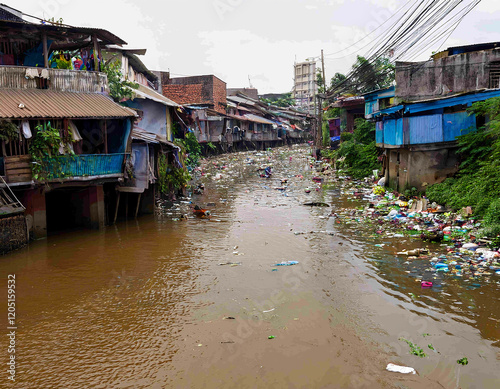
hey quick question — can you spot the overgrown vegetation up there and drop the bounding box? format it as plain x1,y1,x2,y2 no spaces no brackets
331,118,381,178
157,132,202,195
426,97,500,237
29,122,72,181
157,154,191,194
0,120,18,142
102,60,139,102
174,132,202,168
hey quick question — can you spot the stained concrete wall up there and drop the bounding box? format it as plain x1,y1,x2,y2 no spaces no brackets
18,188,46,239
18,185,105,238
123,98,168,138
386,145,458,191
396,49,500,102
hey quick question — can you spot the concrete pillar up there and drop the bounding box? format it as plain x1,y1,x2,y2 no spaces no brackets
88,185,105,230
19,188,47,239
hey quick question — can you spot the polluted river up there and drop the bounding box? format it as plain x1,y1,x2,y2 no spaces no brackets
1,145,499,388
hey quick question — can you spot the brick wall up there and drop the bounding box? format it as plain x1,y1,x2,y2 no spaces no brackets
163,84,203,105
159,73,227,114
212,77,227,114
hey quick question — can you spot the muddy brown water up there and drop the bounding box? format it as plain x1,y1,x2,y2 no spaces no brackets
1,145,499,388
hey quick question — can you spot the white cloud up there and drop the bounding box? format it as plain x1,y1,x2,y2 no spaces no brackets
12,0,500,93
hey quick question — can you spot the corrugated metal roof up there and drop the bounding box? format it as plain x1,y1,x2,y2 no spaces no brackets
132,128,159,143
0,89,136,119
0,19,127,46
132,128,179,149
227,113,248,121
227,95,256,105
132,84,180,107
244,114,276,125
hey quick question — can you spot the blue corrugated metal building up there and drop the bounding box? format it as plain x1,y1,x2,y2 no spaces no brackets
371,89,500,148
364,89,500,190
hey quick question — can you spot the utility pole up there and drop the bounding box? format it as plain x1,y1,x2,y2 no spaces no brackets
321,49,327,94
316,49,327,150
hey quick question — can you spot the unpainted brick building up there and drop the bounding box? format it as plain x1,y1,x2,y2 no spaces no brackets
160,73,227,114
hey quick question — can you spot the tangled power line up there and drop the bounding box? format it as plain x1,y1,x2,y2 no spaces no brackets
327,0,483,97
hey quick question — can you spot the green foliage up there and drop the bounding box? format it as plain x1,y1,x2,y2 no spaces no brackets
207,142,216,150
158,154,191,194
403,187,419,198
322,121,330,147
316,70,325,94
0,120,18,142
321,149,336,160
260,93,294,108
324,107,341,119
29,122,70,181
399,338,427,358
174,132,201,168
331,56,395,94
483,198,500,226
457,357,468,366
102,60,139,102
353,117,375,144
426,97,500,238
340,132,353,142
333,118,380,178
44,17,64,25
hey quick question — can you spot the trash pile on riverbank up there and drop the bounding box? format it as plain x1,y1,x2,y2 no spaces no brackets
314,164,500,285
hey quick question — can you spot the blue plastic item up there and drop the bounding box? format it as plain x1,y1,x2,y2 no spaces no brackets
275,261,299,266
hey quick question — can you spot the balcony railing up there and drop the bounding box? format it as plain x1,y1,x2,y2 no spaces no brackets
0,66,109,93
44,154,125,179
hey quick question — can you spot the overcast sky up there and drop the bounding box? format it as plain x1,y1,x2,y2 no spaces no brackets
15,0,500,94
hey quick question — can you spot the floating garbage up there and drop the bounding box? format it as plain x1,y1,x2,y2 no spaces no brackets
421,281,433,288
274,261,299,266
386,363,416,375
303,202,330,207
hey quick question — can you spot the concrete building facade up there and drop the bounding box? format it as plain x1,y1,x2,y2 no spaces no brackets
292,61,317,113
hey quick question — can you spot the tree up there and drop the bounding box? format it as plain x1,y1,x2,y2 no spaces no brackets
102,60,139,102
260,93,294,108
316,70,325,94
330,56,395,95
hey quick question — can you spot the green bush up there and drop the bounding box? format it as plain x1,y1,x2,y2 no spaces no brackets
333,118,380,178
484,198,500,226
174,132,201,168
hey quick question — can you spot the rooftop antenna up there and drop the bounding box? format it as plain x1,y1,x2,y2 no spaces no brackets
248,75,254,88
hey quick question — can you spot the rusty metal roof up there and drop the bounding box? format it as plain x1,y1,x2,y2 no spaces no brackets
0,89,136,119
132,84,180,107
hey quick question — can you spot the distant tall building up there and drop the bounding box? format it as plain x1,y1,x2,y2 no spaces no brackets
292,61,318,113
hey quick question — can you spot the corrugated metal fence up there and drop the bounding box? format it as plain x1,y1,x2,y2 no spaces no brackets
45,154,125,178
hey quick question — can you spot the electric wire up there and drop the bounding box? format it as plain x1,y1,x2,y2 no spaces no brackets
327,0,483,98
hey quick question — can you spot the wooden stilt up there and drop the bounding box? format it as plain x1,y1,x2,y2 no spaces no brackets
113,192,121,224
135,193,141,218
